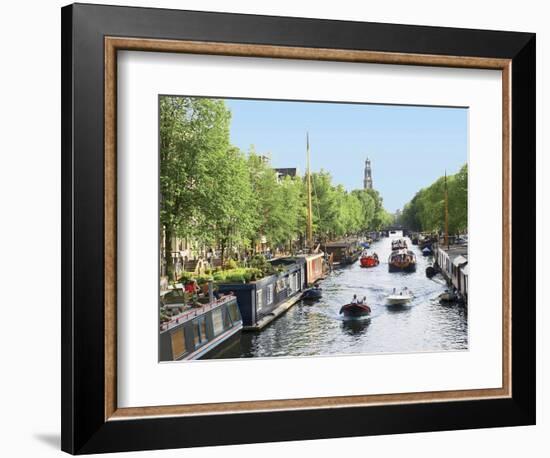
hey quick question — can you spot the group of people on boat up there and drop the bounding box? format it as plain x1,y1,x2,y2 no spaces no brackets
360,250,379,268
340,294,372,318
391,252,414,264
361,250,378,259
350,294,368,305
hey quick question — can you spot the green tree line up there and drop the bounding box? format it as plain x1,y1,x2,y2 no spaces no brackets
398,165,467,234
160,96,393,273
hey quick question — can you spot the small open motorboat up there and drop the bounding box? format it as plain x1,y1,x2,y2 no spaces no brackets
438,289,464,305
339,302,371,319
302,286,323,301
386,288,414,305
425,265,437,278
360,251,380,268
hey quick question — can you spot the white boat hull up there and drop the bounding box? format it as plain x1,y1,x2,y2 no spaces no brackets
386,295,413,305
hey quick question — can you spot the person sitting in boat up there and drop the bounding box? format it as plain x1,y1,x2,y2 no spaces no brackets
373,252,378,260
392,288,396,294
185,279,201,295
351,294,358,304
362,296,367,305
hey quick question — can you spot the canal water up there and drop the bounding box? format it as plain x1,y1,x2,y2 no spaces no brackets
217,237,468,359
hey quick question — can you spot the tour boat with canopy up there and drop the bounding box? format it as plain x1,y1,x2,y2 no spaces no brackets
388,249,417,272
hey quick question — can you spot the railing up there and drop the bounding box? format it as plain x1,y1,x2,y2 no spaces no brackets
160,295,236,332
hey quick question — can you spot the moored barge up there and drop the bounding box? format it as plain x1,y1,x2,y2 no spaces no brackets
217,257,306,330
159,295,242,361
324,240,361,267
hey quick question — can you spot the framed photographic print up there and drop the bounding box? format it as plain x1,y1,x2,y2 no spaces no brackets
61,3,536,454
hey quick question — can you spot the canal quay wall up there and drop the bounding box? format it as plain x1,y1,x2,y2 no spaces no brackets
217,257,306,329
435,244,469,301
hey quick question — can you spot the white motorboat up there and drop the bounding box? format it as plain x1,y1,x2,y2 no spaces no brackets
386,288,414,305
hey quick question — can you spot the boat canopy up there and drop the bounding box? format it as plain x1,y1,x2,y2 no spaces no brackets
452,255,468,267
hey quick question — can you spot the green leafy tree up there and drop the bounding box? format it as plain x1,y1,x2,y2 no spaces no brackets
351,189,376,231
160,96,237,274
399,165,467,234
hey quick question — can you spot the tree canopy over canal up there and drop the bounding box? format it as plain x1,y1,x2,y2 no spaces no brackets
397,165,468,234
160,96,393,272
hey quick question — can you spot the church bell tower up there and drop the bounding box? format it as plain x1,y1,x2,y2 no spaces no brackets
364,157,373,190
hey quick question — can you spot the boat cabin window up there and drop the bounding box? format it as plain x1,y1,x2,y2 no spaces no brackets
193,317,208,348
289,274,295,294
227,301,240,324
256,288,263,311
212,308,225,336
267,284,274,305
170,328,187,359
223,307,232,328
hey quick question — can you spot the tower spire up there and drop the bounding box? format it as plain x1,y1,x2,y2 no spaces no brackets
364,157,373,190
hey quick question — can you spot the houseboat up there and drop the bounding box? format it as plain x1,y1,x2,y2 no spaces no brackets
324,240,361,267
435,245,468,302
217,257,306,330
159,294,242,361
388,249,417,272
298,252,325,285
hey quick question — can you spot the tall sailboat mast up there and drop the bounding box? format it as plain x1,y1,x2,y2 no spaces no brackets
444,170,449,249
306,133,313,249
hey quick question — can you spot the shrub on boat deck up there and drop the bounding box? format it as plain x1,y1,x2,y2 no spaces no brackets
178,271,193,282
249,254,276,276
195,274,214,285
213,267,266,284
223,259,238,270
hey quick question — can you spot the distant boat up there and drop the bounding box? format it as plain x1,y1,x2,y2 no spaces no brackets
302,286,322,301
324,240,362,267
360,251,380,268
438,289,464,305
426,265,437,278
339,302,371,319
388,249,417,272
391,238,408,251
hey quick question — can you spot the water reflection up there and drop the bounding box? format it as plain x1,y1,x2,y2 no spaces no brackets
341,318,371,336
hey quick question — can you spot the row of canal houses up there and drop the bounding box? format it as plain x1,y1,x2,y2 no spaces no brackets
159,252,325,361
435,244,468,301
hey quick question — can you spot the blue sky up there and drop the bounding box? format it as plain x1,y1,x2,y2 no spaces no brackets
225,98,467,213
